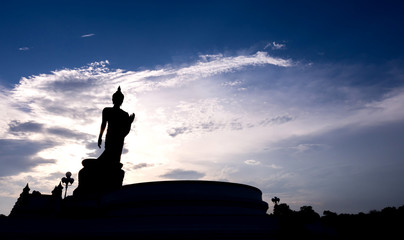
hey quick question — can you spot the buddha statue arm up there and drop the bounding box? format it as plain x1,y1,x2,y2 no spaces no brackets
98,109,108,148
124,113,135,136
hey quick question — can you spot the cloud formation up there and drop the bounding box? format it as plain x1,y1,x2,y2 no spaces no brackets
264,42,286,50
8,121,43,133
130,163,154,170
1,50,404,216
0,51,291,194
159,169,205,180
0,139,55,177
244,159,261,165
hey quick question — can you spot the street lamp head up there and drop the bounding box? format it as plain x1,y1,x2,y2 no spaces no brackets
61,172,74,185
61,171,74,198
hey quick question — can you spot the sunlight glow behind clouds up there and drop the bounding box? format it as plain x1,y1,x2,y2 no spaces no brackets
1,51,404,215
1,51,292,190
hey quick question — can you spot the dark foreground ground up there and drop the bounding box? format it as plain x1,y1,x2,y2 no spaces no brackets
1,209,403,240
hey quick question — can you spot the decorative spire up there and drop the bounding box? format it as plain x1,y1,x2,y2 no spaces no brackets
20,183,30,198
23,183,30,193
52,182,64,198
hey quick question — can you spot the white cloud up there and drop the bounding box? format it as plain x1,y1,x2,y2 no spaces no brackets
244,159,261,165
81,33,95,38
272,42,286,50
155,51,291,88
264,42,286,50
267,164,282,169
292,143,330,153
222,80,243,87
199,53,223,61
18,47,29,51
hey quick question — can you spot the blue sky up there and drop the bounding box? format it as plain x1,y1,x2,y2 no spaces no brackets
1,0,404,215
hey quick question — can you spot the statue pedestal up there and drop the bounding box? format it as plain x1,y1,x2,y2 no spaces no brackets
101,180,269,217
72,159,124,198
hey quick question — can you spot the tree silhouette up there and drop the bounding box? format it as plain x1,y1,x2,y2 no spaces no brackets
297,205,320,223
273,203,293,217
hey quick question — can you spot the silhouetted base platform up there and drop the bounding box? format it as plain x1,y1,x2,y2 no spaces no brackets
65,180,269,217
104,180,269,216
4,181,277,239
1,214,278,240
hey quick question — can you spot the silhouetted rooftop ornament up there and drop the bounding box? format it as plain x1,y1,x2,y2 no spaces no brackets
61,172,74,198
22,183,30,195
52,182,63,199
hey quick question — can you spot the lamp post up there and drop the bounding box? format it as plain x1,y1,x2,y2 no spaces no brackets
61,172,74,198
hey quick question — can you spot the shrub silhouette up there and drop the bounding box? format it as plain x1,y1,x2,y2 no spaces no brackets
270,196,404,239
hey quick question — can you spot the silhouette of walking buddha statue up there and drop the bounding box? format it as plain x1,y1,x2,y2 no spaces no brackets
73,87,135,197
98,86,135,163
